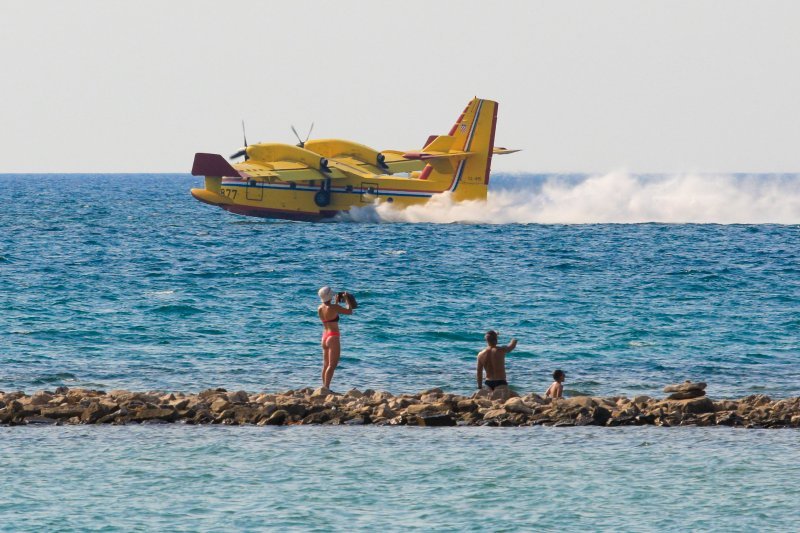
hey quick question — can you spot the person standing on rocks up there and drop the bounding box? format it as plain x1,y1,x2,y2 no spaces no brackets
476,330,518,391
318,286,356,389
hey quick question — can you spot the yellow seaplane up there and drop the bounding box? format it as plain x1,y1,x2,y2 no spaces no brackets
190,97,518,221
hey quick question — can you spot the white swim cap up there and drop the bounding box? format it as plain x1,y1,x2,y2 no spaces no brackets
318,286,334,302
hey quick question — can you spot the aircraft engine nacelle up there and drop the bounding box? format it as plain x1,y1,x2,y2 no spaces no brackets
246,143,330,172
304,139,387,169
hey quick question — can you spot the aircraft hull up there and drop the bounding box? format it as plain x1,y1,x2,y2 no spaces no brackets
191,175,442,221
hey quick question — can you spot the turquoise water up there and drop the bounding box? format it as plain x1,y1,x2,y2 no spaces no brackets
1,173,800,530
1,426,799,531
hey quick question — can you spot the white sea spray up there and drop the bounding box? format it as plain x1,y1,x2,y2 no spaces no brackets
347,172,800,224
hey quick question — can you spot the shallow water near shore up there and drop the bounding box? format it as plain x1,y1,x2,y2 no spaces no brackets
2,173,800,530
1,425,799,532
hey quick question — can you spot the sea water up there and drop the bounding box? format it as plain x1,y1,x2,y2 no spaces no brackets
1,173,799,531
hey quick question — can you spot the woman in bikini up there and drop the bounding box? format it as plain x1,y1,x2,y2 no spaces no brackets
317,286,356,389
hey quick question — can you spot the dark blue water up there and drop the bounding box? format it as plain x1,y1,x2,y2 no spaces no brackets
1,174,799,397
2,174,800,531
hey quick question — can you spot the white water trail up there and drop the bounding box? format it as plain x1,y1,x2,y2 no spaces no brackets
345,171,800,224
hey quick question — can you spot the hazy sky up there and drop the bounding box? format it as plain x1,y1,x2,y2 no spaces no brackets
1,0,798,173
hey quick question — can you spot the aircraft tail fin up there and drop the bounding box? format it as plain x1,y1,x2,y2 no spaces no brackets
191,153,242,178
408,98,500,201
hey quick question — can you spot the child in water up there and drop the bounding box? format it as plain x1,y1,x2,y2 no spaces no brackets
545,369,565,399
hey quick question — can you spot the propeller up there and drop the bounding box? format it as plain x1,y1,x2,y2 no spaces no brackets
291,122,314,148
230,120,249,161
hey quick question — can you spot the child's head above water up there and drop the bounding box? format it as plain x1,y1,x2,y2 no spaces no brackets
553,369,565,382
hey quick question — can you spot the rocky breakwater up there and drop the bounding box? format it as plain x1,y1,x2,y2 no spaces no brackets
1,382,799,428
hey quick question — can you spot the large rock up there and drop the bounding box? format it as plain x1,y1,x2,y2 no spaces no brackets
210,398,232,413
407,403,448,416
592,406,612,426
471,389,492,400
170,398,190,410
557,396,597,409
30,392,53,406
374,405,396,419
0,407,14,424
264,409,288,425
280,402,307,418
489,386,513,402
311,387,331,398
227,390,249,404
714,400,738,412
523,393,546,405
108,390,159,405
483,408,507,420
740,394,772,407
415,413,456,427
230,406,257,424
504,397,532,415
388,398,411,410
302,409,336,424
39,405,84,419
255,404,278,420
663,381,707,394
371,391,393,402
667,390,705,400
403,403,424,416
24,415,58,425
456,399,478,413
81,401,117,423
198,388,227,400
129,408,178,423
668,396,715,415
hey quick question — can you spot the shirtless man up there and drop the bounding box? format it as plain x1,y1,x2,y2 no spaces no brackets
476,330,518,390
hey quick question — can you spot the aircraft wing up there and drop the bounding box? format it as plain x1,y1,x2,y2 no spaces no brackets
241,162,354,183
400,150,472,172
262,168,348,183
326,159,379,180
191,153,349,182
402,150,472,162
378,151,426,173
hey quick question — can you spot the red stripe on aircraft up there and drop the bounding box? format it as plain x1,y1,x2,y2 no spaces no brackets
484,102,498,184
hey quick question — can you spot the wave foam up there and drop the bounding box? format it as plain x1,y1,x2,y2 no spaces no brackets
344,172,800,224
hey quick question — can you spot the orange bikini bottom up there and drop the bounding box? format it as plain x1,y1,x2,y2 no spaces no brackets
322,331,341,342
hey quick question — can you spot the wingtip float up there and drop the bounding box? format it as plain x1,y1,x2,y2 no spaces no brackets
190,98,519,221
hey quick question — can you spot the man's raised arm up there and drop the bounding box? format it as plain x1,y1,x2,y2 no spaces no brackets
504,338,518,354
